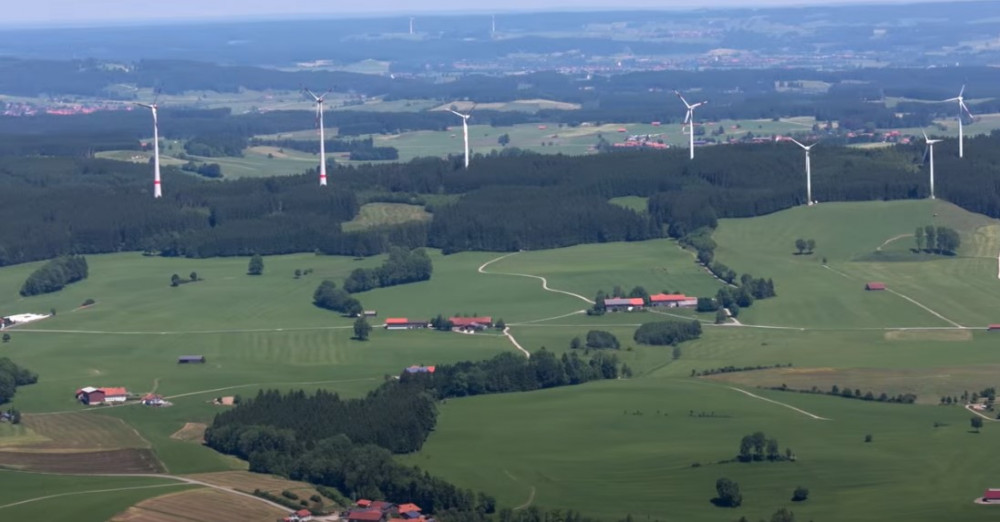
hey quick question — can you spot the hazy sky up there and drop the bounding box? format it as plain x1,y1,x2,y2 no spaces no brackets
4,0,949,26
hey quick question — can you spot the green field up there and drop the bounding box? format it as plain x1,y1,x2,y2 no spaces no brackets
3,200,1000,520
341,202,432,232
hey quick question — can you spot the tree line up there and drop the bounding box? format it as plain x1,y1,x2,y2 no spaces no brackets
313,280,363,317
914,225,960,255
20,255,89,296
0,358,38,405
633,320,703,346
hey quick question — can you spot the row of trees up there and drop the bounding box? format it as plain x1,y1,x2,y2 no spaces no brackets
0,358,38,404
19,255,88,296
793,238,816,255
401,350,622,399
633,320,703,346
914,225,961,255
344,248,432,293
770,384,917,404
737,431,794,463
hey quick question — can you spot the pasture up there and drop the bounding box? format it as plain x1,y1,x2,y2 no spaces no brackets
1,199,1000,520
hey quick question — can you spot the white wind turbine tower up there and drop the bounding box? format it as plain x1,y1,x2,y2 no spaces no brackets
675,91,707,160
943,85,974,158
135,101,162,198
922,130,943,199
304,88,331,186
788,138,817,206
409,17,415,35
448,107,473,168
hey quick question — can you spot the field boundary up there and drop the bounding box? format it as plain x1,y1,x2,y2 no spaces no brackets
728,387,831,420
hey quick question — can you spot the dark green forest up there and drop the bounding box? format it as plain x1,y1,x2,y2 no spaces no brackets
2,131,1000,267
19,255,88,296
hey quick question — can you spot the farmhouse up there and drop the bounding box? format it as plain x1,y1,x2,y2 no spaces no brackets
177,355,206,364
865,282,886,291
283,509,313,522
649,293,698,308
0,313,49,329
384,318,430,330
988,324,1000,332
449,316,493,330
604,297,645,311
346,510,383,521
141,393,165,406
983,489,1000,502
76,386,128,405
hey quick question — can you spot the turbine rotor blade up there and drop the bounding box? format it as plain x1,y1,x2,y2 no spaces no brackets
961,100,975,119
684,110,691,124
959,84,966,98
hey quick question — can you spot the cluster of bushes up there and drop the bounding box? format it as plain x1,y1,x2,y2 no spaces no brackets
697,278,776,318
0,358,38,405
170,272,200,287
793,238,816,255
252,489,320,513
570,330,620,350
343,247,432,293
633,320,703,346
313,280,363,316
768,384,916,404
181,161,223,178
914,225,961,254
690,363,792,377
20,255,88,296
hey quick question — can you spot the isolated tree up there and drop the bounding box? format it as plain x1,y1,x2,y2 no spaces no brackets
915,226,925,252
294,269,302,279
865,433,873,443
715,309,728,324
1,333,9,343
794,238,806,254
715,477,742,507
792,486,809,502
170,274,181,287
495,319,506,330
189,271,198,282
353,317,372,341
248,253,264,276
498,133,510,147
570,336,582,350
672,346,682,360
972,416,984,433
806,239,816,254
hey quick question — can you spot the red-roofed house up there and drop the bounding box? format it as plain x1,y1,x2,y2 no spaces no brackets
604,297,645,311
384,318,429,330
649,294,698,308
290,509,313,521
369,501,392,512
356,499,373,508
988,325,1000,331
76,387,105,405
396,503,421,514
100,387,128,403
984,489,1000,502
865,282,886,291
449,317,493,330
347,510,383,522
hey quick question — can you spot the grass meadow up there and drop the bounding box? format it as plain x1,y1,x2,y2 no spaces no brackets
2,200,1000,520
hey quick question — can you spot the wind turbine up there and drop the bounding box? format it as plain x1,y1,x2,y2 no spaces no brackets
134,100,161,198
448,107,473,169
304,88,331,186
943,85,974,158
409,17,415,35
675,91,707,160
788,138,817,206
922,130,943,199
491,14,496,36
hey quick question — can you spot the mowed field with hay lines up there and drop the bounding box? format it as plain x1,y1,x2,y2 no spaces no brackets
2,200,1000,520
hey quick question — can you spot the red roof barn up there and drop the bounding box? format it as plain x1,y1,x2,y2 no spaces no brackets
987,325,1000,331
449,316,493,328
347,510,383,522
865,282,886,291
984,489,1000,501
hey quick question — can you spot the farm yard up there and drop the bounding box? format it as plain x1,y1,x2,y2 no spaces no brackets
1,200,1000,520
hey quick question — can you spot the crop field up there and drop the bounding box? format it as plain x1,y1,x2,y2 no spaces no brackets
111,488,286,522
341,202,432,232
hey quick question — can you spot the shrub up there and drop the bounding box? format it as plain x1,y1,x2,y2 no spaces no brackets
585,330,620,349
792,486,809,502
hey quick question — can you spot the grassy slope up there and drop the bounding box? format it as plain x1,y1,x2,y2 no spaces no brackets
341,202,432,232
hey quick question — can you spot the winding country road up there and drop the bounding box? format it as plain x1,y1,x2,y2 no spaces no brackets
478,253,595,304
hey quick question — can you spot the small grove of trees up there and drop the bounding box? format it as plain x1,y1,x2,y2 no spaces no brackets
170,272,201,287
915,225,960,254
633,320,702,346
794,238,816,255
20,255,88,296
585,330,620,350
737,431,794,463
313,280,363,317
247,254,264,276
181,161,223,178
714,477,742,508
343,247,432,293
0,357,38,405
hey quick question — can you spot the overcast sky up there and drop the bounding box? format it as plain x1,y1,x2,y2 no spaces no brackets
3,0,952,27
